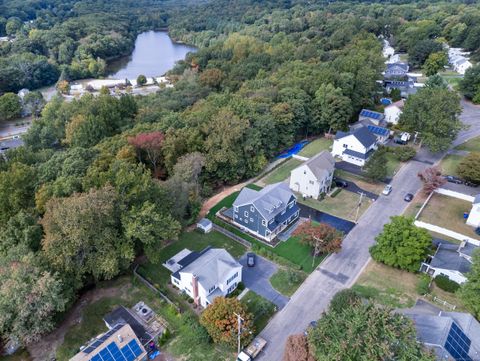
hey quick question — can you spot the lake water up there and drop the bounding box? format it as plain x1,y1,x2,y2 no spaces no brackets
107,31,197,79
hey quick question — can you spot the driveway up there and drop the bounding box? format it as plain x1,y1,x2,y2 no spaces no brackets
335,161,391,183
238,253,289,310
298,204,356,234
334,177,379,200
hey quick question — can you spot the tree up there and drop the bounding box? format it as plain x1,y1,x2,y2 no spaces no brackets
283,335,316,361
423,51,448,76
457,152,480,184
137,74,147,86
311,83,352,133
41,186,134,286
22,91,46,118
200,297,254,347
5,17,22,36
370,216,432,272
424,74,448,89
307,301,435,361
418,166,446,195
409,39,443,68
328,289,361,314
128,131,165,178
56,80,70,95
392,146,416,161
199,68,225,89
364,148,387,181
0,210,42,255
399,88,462,152
293,220,343,256
0,248,68,344
0,93,21,122
458,249,480,319
459,64,480,102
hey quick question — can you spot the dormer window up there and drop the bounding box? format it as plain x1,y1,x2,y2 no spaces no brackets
244,211,249,217
234,206,238,212
250,206,254,212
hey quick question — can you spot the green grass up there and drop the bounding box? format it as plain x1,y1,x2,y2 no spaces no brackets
298,138,333,158
274,235,327,273
298,189,372,222
439,154,463,176
241,291,276,333
0,350,32,361
262,158,303,184
385,153,401,177
207,184,260,218
456,136,480,153
270,268,307,297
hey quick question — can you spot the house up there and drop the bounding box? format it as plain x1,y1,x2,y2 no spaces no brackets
384,62,409,78
366,125,390,144
231,182,300,242
358,109,385,126
196,218,213,233
384,99,404,124
331,126,378,166
165,247,242,308
453,57,473,75
467,194,480,228
420,239,478,284
289,150,335,199
400,302,480,361
70,323,148,361
383,79,417,98
382,39,395,58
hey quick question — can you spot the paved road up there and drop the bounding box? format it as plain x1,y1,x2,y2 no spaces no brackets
238,253,289,309
454,99,480,147
335,177,379,200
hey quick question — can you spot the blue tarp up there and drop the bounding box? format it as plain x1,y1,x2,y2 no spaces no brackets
277,140,309,159
380,97,392,105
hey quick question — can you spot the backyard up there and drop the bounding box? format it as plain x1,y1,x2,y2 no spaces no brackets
298,137,333,158
354,261,465,310
417,193,479,240
260,158,303,185
298,189,373,222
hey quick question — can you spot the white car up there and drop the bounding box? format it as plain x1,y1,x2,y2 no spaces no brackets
382,185,393,195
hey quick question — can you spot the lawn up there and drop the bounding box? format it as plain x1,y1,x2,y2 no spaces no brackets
273,235,326,273
261,158,303,185
298,138,333,158
298,189,373,222
241,291,276,333
385,153,401,177
418,193,479,240
403,193,427,218
456,136,480,153
354,261,465,311
270,268,307,297
439,154,463,176
334,169,384,194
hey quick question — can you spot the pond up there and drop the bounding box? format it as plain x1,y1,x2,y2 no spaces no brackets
107,31,197,80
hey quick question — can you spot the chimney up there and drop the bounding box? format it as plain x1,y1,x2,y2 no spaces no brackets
192,275,199,306
118,334,123,343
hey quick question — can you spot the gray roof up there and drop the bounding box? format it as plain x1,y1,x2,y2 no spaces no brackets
299,150,335,181
430,241,473,274
343,148,374,160
460,241,478,258
233,182,295,221
386,62,409,72
179,248,241,292
103,306,151,345
334,126,377,148
197,218,212,228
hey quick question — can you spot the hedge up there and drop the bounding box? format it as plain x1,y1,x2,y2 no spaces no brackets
434,275,460,293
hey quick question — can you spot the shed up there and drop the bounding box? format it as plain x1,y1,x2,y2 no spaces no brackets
197,218,213,233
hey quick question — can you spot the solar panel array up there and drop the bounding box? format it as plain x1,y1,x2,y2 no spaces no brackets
444,322,472,361
367,125,389,137
360,109,383,120
89,339,144,361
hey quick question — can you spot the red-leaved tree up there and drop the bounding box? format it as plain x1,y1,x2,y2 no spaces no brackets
418,166,446,195
283,334,316,361
128,131,165,177
293,221,343,256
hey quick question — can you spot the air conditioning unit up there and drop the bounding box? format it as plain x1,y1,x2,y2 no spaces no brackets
133,301,153,321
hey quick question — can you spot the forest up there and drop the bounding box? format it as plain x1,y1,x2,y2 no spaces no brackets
0,0,480,350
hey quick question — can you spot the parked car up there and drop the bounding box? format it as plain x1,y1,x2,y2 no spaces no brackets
476,228,480,236
333,178,348,188
465,181,479,188
404,193,414,202
382,184,393,195
444,175,463,184
393,132,411,145
247,253,256,267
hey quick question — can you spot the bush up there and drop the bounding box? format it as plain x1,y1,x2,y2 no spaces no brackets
329,289,361,313
392,146,416,162
416,274,431,295
434,275,460,293
330,188,341,198
287,269,302,284
237,282,245,291
182,313,212,345
158,328,171,346
137,74,147,86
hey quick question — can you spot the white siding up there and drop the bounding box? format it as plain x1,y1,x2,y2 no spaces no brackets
289,164,321,198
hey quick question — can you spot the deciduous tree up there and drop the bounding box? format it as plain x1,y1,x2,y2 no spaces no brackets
364,148,387,181
0,93,21,122
370,216,432,272
311,83,352,133
457,152,480,184
458,249,480,319
293,221,343,256
418,166,446,195
423,51,448,76
283,335,316,361
137,74,147,86
128,131,165,178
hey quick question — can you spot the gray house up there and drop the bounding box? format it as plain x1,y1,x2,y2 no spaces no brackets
384,62,409,78
232,182,299,242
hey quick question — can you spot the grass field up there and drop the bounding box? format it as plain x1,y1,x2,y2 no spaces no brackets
456,136,480,153
354,261,465,310
439,154,463,176
298,189,372,221
385,153,401,177
270,268,307,297
334,169,384,194
273,235,326,273
298,138,333,158
262,158,303,185
418,193,479,240
241,291,277,333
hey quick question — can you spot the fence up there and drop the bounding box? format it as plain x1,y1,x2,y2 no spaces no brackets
212,222,252,248
414,220,480,246
431,295,457,311
435,188,475,202
292,154,309,161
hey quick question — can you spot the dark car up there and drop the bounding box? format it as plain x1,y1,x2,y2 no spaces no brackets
247,253,256,267
465,181,479,188
444,175,463,184
404,193,414,202
334,179,348,188
476,228,480,236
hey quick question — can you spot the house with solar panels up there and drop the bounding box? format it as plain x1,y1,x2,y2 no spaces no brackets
401,302,480,361
164,246,242,308
70,323,147,361
358,109,385,126
331,126,379,166
230,182,300,242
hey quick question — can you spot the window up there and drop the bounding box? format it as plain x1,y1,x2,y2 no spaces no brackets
208,286,216,294
234,206,238,212
244,211,249,217
227,272,238,285
288,203,293,209
343,144,348,148
234,214,238,219
250,206,254,212
309,180,314,185
262,219,267,226
250,218,253,222
304,170,306,174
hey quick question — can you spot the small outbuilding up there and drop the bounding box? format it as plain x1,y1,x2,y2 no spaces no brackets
466,194,480,229
197,218,213,233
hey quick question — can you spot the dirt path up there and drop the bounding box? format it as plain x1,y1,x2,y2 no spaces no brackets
198,181,249,219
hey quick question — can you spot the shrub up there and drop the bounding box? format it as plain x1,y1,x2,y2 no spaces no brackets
393,146,417,162
287,269,302,284
434,275,460,293
237,282,245,291
416,274,431,295
137,74,147,86
158,328,171,346
330,188,341,198
329,289,361,313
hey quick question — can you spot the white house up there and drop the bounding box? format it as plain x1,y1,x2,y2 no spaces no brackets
289,150,335,199
384,99,404,124
467,194,480,228
454,58,473,75
196,218,213,233
331,126,378,166
165,247,242,308
420,240,478,284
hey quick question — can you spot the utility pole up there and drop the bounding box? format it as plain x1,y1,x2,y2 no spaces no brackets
234,312,244,355
312,237,321,269
355,192,365,223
